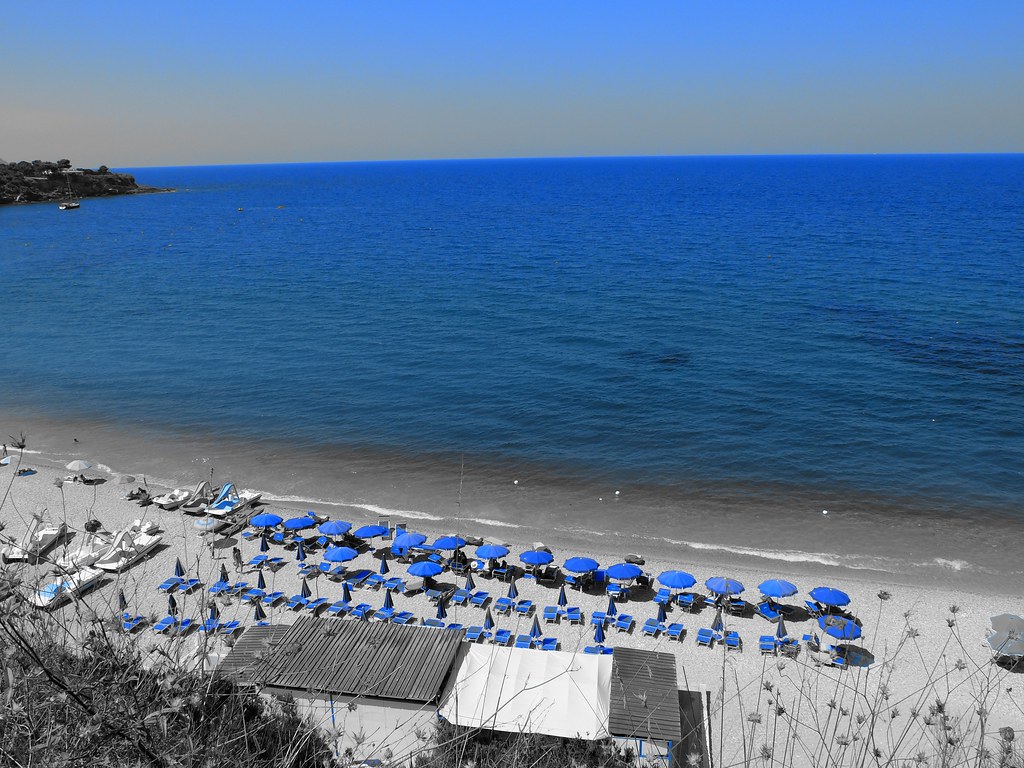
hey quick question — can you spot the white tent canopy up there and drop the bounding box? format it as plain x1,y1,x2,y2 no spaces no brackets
438,645,613,740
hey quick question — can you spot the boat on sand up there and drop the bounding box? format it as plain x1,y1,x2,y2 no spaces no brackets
153,480,213,511
94,521,162,572
1,514,67,564
31,567,104,609
53,531,114,573
179,481,217,514
204,483,262,518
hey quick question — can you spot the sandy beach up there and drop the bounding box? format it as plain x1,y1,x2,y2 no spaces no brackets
1,451,1021,766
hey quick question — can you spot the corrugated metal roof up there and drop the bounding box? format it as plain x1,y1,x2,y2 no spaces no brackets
609,647,681,743
231,617,463,703
217,624,293,684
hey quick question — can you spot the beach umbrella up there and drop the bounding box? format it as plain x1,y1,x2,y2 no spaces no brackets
250,512,283,529
354,524,389,539
408,560,443,578
564,556,599,573
394,532,427,549
606,563,643,581
477,543,509,559
711,607,724,633
436,599,447,621
379,557,389,575
167,594,178,616
464,572,475,591
483,609,495,631
810,586,851,608
658,570,696,590
434,535,466,551
383,589,394,611
283,516,315,531
775,617,789,642
706,577,744,596
606,596,618,618
657,604,667,624
318,519,352,537
254,601,267,622
530,615,542,639
759,579,798,599
115,474,135,485
209,603,219,621
342,581,352,604
257,571,266,590
507,580,519,600
66,460,92,472
174,558,185,579
295,539,307,562
323,546,359,563
594,622,606,645
118,589,127,613
219,563,229,584
300,578,311,599
991,614,1024,633
819,616,862,640
520,550,554,566
987,615,1024,658
557,585,567,608
260,533,270,552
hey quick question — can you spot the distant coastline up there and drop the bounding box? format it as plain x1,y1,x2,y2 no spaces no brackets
0,159,171,205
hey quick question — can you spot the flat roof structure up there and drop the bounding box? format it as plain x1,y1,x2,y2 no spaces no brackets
608,647,682,744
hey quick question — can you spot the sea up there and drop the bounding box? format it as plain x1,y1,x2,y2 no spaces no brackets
1,155,1022,592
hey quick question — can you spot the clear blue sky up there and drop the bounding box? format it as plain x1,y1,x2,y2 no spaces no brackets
4,2,1022,167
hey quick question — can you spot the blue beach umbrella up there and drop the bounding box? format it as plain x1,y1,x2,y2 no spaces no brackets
594,622,606,645
520,550,554,566
530,615,542,639
283,516,315,531
260,533,270,553
436,599,447,621
342,581,352,604
564,557,599,573
209,603,219,622
465,572,476,591
607,563,643,581
295,539,307,562
711,607,724,633
253,601,267,622
408,561,443,578
383,589,394,611
507,580,519,600
775,617,789,642
167,594,178,616
810,586,851,608
759,579,798,599
354,524,389,539
118,589,127,613
318,519,352,537
379,557,389,575
658,570,696,590
657,604,667,624
484,609,495,630
394,532,427,549
819,616,862,640
250,513,283,529
557,585,568,608
300,578,311,599
434,535,466,551
477,544,509,560
606,596,618,618
174,558,185,579
323,546,359,563
706,577,745,596
220,563,230,584
257,571,266,590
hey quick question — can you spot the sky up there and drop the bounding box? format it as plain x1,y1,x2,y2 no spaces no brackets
3,2,1023,167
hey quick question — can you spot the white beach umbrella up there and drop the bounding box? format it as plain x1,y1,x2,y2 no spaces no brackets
66,460,92,472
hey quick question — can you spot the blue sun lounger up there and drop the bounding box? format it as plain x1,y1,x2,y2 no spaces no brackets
451,589,471,606
757,602,781,622
543,606,560,623
514,600,533,616
492,629,512,645
591,611,609,626
724,631,742,651
261,591,285,606
759,635,777,655
391,611,415,625
566,607,583,625
696,628,716,647
350,603,373,620
641,618,663,637
539,637,559,651
654,588,673,605
464,626,489,642
327,600,350,618
494,597,514,614
208,580,231,594
514,635,533,649
375,606,396,622
157,577,183,593
305,597,328,614
121,614,145,633
470,590,490,607
219,621,242,637
667,622,685,640
615,614,635,632
422,618,445,629
584,645,614,655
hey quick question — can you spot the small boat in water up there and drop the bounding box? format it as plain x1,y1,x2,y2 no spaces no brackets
58,200,80,210
32,566,104,609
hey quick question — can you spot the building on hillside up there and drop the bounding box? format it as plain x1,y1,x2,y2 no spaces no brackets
218,617,463,763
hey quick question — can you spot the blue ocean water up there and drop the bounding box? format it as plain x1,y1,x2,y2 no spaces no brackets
1,155,1022,581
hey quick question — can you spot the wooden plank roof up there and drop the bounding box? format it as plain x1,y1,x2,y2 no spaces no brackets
609,647,682,743
216,624,292,684
227,617,463,703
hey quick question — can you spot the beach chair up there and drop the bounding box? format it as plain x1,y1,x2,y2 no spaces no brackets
494,597,514,614
198,617,220,634
391,611,415,625
703,595,718,609
543,606,560,624
641,618,662,637
804,600,822,618
219,621,242,637
246,554,269,569
363,573,385,590
606,583,626,599
470,590,490,608
728,599,747,617
350,603,373,620
121,614,145,633
374,606,396,622
326,600,350,618
584,646,603,655
514,600,534,617
540,637,559,651
152,616,175,634
696,628,715,647
492,565,508,581
157,577,183,593
676,593,697,612
591,611,608,626
345,569,372,588
654,588,673,606
566,607,583,625
383,577,405,592
242,586,266,603
779,638,800,657
445,623,464,632
297,563,315,578
803,633,821,652
514,634,533,649
725,631,742,652
615,614,635,633
264,557,286,571
667,622,685,640
831,654,847,669
422,618,445,629
208,580,231,595
492,629,512,646
228,582,249,596
319,562,344,578
305,597,328,614
451,588,470,606
464,626,487,642
759,635,777,655
425,589,443,603
176,618,194,635
261,591,285,607
286,595,308,611
756,602,781,622
179,578,203,594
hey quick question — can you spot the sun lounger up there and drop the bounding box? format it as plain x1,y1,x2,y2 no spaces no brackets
219,621,242,637
208,580,231,594
779,639,800,657
696,628,715,647
261,591,285,606
327,600,350,618
242,587,266,602
654,588,673,605
566,607,583,625
470,590,490,607
543,606,560,624
725,631,742,651
305,597,328,614
641,618,663,637
227,582,249,595
464,626,488,642
540,637,559,651
152,616,177,634
375,606,396,622
445,623,464,632
515,600,533,616
615,614,635,632
451,589,471,606
121,614,145,633
492,629,512,645
391,611,415,625
383,577,405,592
667,622,685,640
676,593,697,611
198,617,221,634
286,595,308,610
728,599,747,617
804,600,822,618
363,573,385,590
345,569,372,588
803,633,821,651
703,595,718,609
296,563,316,578
757,602,781,622
831,655,847,669
514,634,533,649
584,645,614,655
422,618,445,629
350,603,373,620
494,597,514,614
157,577,183,593
246,554,269,569
606,583,627,599
319,562,345,578
591,611,609,626
759,635,777,655
179,578,203,593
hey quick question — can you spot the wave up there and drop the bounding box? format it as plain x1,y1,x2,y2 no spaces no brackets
258,493,444,522
660,537,847,568
463,517,522,529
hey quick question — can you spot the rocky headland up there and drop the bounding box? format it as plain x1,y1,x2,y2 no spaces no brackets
0,158,169,204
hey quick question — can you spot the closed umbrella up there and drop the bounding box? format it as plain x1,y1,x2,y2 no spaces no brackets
564,557,599,573
318,520,352,537
209,604,219,622
483,609,495,631
465,572,476,591
174,558,185,578
711,607,724,634
295,538,306,562
260,533,270,553
408,561,443,578
658,570,696,590
476,544,509,559
379,557,389,575
507,580,519,600
557,585,567,608
606,562,642,581
254,601,267,622
594,622,606,645
118,589,127,613
167,594,178,616
300,579,311,599
383,589,394,611
775,617,789,642
530,615,542,639
657,604,667,624
436,599,447,621
342,581,352,604
606,596,618,618
257,571,266,590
